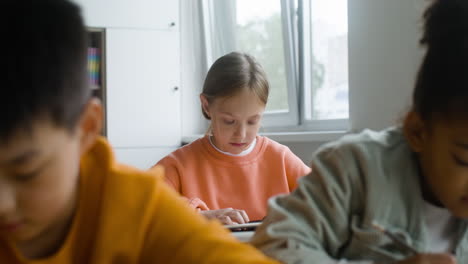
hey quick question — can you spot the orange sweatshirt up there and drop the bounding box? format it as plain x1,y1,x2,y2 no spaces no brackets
0,138,279,264
156,136,311,221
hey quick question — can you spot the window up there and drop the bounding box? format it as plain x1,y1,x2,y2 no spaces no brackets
202,0,348,131
300,0,348,131
236,0,288,113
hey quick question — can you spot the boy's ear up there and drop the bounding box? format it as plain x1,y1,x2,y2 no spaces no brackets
77,98,103,155
403,110,427,153
199,94,211,119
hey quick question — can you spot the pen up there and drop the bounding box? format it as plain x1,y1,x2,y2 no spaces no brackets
371,221,419,255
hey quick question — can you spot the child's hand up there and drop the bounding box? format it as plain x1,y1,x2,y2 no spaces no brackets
200,208,250,225
395,253,456,264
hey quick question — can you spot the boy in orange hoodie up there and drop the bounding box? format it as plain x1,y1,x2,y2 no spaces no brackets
0,1,279,263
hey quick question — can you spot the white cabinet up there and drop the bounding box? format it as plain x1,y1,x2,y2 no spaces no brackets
106,28,181,148
74,0,178,30
71,0,182,168
114,147,176,170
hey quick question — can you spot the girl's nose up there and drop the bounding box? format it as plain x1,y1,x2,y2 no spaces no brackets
234,124,247,138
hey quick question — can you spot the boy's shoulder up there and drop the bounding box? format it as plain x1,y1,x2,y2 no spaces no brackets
83,137,164,200
111,162,164,188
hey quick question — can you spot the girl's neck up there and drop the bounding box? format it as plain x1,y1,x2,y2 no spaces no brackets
417,157,444,208
209,136,257,157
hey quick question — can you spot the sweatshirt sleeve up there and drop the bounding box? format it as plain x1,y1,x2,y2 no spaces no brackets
153,160,210,211
153,156,181,192
283,147,311,191
140,170,280,264
251,145,372,264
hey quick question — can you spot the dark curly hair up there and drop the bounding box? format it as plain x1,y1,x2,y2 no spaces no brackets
412,0,468,121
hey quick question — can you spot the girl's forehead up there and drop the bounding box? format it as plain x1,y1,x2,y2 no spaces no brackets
450,124,468,143
437,115,468,130
215,90,264,105
212,96,265,118
429,118,468,145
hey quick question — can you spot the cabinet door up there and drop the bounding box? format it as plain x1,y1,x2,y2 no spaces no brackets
114,147,177,170
106,28,181,148
74,0,178,30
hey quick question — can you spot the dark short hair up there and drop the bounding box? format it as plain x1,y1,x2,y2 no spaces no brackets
412,0,468,121
2,0,90,140
201,52,269,120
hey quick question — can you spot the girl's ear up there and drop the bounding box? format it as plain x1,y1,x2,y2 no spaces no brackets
403,110,427,153
200,94,211,119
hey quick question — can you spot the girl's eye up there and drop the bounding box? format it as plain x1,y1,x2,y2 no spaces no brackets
453,154,468,167
223,119,235,125
248,120,259,125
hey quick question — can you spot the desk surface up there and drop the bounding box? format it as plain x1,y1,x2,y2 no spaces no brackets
231,231,255,242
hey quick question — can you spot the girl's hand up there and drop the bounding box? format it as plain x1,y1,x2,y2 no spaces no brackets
395,253,456,264
200,208,250,225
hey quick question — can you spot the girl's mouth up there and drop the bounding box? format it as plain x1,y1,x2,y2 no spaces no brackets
230,143,246,147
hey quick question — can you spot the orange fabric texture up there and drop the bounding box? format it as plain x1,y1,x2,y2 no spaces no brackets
156,136,311,221
0,137,279,264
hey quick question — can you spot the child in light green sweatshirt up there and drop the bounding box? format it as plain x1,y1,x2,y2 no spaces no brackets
252,0,468,263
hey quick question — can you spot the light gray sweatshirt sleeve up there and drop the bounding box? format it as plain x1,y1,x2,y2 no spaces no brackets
251,144,374,264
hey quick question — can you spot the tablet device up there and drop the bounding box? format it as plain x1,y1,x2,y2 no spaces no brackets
225,221,262,232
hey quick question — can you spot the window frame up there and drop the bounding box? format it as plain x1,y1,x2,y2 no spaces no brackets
296,0,349,132
262,0,299,127
201,0,349,132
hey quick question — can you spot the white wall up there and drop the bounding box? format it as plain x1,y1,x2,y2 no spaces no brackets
283,0,428,164
348,0,426,132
